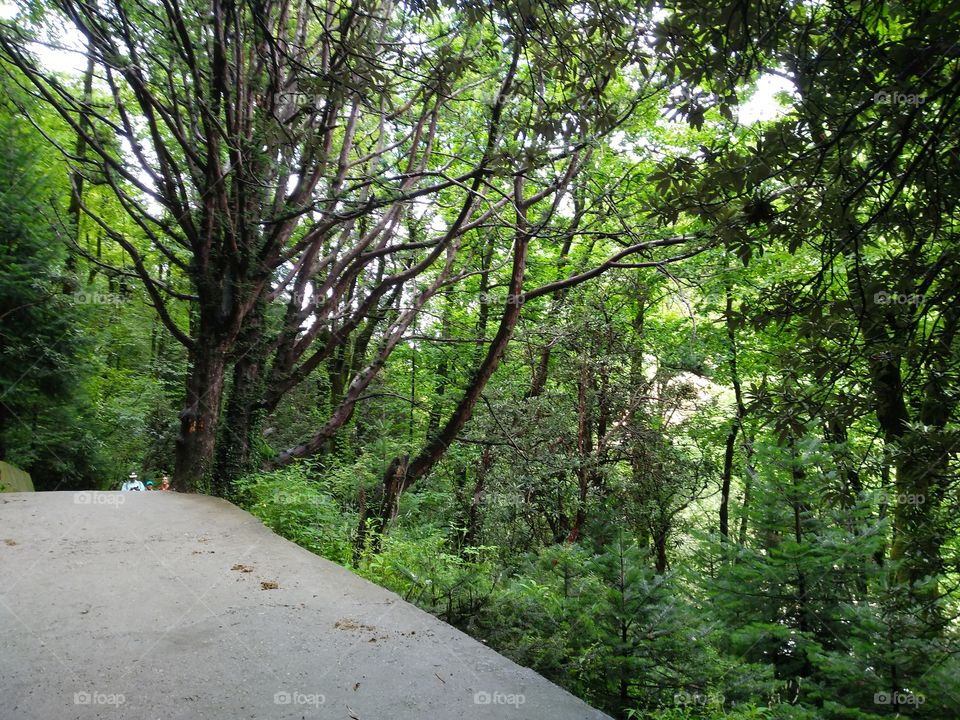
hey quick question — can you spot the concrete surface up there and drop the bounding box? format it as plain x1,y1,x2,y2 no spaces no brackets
0,491,610,719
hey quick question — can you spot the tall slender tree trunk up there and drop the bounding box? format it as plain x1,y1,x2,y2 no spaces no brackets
527,228,576,399
374,174,531,534
720,424,737,540
476,234,496,346
720,283,744,541
567,360,593,543
65,42,95,279
788,439,815,680
738,470,752,546
427,293,454,438
461,446,492,549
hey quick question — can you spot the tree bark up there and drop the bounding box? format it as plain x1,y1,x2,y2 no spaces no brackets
174,336,229,492
426,292,454,438
719,283,744,541
214,300,268,495
566,361,593,543
653,527,668,574
64,42,95,279
844,243,953,595
461,446,492,549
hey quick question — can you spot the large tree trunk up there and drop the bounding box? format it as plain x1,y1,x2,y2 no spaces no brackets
214,301,268,496
845,243,956,599
214,355,263,494
652,525,668,574
175,335,230,492
0,404,6,459
889,445,947,589
888,311,958,595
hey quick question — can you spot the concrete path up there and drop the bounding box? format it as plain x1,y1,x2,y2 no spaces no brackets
0,491,610,719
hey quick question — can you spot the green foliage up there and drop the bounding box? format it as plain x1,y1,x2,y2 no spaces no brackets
3,2,959,719
357,530,498,624
0,80,103,488
235,464,355,565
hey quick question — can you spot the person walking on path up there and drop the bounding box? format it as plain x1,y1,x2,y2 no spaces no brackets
121,471,145,491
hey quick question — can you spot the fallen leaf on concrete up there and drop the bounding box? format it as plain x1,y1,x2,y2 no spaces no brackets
334,618,375,632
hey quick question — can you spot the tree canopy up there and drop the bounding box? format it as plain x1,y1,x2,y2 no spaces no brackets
1,0,958,717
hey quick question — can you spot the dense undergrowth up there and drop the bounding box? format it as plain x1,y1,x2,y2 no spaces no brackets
235,464,959,720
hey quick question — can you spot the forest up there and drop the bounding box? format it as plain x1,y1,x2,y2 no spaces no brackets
0,0,958,717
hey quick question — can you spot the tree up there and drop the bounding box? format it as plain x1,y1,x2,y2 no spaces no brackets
650,0,960,601
1,0,705,493
0,70,102,488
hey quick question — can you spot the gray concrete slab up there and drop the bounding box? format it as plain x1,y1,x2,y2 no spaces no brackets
0,491,609,719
